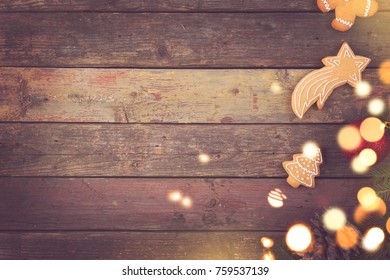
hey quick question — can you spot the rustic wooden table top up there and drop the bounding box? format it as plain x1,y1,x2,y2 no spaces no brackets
0,0,389,259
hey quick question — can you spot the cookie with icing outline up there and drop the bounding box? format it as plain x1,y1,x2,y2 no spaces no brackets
291,42,370,119
283,148,323,188
318,0,378,31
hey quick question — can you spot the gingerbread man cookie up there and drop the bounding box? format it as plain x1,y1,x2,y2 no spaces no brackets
318,0,379,31
283,148,323,188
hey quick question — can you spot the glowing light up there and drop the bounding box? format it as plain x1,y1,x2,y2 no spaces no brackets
360,117,385,142
376,198,387,216
368,98,386,116
302,141,319,159
364,197,386,214
286,224,312,252
267,188,287,208
357,187,377,208
198,153,211,164
261,251,275,260
355,81,372,97
181,196,192,208
362,227,385,252
354,198,386,224
322,208,347,232
337,125,362,151
336,225,359,250
354,205,368,224
260,237,274,249
351,156,369,174
386,218,390,234
358,149,377,167
379,60,390,85
270,81,283,94
167,191,182,202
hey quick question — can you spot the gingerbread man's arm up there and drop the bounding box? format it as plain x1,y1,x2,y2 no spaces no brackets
331,7,356,31
317,0,337,13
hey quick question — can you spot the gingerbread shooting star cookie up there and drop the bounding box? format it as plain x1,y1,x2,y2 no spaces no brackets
291,42,370,119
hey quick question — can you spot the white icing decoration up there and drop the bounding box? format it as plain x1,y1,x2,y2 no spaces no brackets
322,0,331,12
336,17,353,27
284,149,323,187
364,0,372,17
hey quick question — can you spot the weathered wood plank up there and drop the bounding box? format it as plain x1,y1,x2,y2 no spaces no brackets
0,0,314,12
1,0,389,12
1,68,387,123
0,178,365,231
0,13,388,67
0,231,285,259
0,123,360,177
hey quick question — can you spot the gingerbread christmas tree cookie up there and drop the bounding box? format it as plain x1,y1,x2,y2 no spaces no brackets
283,148,323,188
291,42,370,119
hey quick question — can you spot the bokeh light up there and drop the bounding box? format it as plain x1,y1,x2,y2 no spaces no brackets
322,207,347,232
354,205,369,224
167,191,182,202
270,81,283,94
267,188,287,208
368,98,386,116
357,187,377,209
362,227,385,252
337,125,362,151
355,81,372,97
198,153,211,164
302,141,319,159
358,148,377,167
386,218,390,234
336,225,359,250
351,156,369,174
167,191,193,209
360,117,385,142
260,237,274,249
261,251,275,260
181,196,193,208
376,198,387,216
379,60,390,85
286,224,312,252
355,186,386,222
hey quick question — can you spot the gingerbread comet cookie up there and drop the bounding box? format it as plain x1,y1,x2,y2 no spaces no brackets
291,42,370,119
283,148,323,188
317,0,378,32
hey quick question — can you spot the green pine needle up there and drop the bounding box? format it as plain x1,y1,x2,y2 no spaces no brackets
370,162,390,201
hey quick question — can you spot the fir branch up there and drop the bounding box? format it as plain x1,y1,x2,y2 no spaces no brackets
273,242,300,260
370,162,390,201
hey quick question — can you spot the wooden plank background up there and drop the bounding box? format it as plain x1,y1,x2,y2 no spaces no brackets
0,178,367,231
0,0,389,259
1,13,390,68
1,0,390,12
0,68,387,123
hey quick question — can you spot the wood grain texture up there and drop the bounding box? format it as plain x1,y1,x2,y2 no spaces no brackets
0,123,360,177
1,0,389,12
0,13,388,68
0,178,366,231
0,0,319,12
0,231,280,260
1,68,388,123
